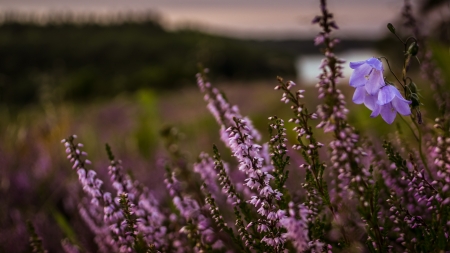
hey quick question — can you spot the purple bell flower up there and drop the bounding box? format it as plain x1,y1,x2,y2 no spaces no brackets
349,57,384,96
369,85,412,124
349,57,412,124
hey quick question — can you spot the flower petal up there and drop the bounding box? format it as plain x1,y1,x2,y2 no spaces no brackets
364,92,378,111
349,63,371,88
366,57,383,71
352,86,365,104
392,87,412,103
392,97,411,116
370,103,381,118
365,68,384,95
380,103,396,124
377,85,396,105
349,61,365,69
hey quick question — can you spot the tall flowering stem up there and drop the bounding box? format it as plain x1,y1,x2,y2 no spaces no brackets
62,136,120,250
275,78,343,249
210,145,257,250
385,21,431,177
212,144,255,225
313,0,347,133
227,117,286,252
165,166,223,252
62,135,102,206
312,1,392,250
196,70,264,155
105,144,167,250
63,136,154,252
118,193,138,252
359,142,391,252
162,127,225,252
203,184,249,252
197,70,290,251
212,145,246,207
268,116,290,210
164,167,202,250
313,0,367,197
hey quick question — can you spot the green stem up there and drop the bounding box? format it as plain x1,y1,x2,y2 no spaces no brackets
380,57,404,88
411,118,432,179
399,115,419,142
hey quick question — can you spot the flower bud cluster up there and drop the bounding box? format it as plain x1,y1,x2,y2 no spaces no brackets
313,1,347,132
196,72,261,142
268,116,290,197
118,193,138,252
107,146,167,249
279,203,310,252
164,170,223,251
212,147,242,205
275,78,333,244
62,136,103,207
227,117,286,250
193,152,220,196
430,122,450,199
63,136,133,251
63,136,170,252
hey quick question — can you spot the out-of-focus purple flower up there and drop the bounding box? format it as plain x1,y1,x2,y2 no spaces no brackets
349,57,384,96
370,85,412,124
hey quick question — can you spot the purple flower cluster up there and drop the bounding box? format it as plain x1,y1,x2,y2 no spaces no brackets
193,153,220,196
197,72,261,143
349,58,412,124
44,2,450,253
62,136,171,252
164,170,224,251
227,118,286,249
279,203,310,252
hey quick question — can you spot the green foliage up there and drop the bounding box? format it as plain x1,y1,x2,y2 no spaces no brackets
430,41,450,86
0,20,295,106
134,89,160,157
50,208,80,249
105,143,115,161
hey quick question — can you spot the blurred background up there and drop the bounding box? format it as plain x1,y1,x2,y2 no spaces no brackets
0,0,449,252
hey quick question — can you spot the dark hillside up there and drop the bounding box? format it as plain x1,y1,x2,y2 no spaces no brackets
0,17,296,106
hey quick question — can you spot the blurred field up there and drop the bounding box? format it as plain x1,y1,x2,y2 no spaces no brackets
1,68,449,251
0,7,449,252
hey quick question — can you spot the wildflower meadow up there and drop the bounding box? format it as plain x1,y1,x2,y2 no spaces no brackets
2,0,450,252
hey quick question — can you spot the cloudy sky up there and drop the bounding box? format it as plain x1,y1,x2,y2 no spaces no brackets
0,0,416,39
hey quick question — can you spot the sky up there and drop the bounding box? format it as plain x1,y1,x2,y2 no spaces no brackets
0,0,417,39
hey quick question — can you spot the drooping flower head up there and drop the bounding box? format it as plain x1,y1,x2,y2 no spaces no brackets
349,57,384,97
370,85,412,124
349,57,412,124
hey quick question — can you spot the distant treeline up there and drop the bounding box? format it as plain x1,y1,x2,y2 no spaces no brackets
0,12,301,106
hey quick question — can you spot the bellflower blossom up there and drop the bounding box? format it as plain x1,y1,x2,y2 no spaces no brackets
370,85,412,124
350,58,412,124
349,57,384,97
